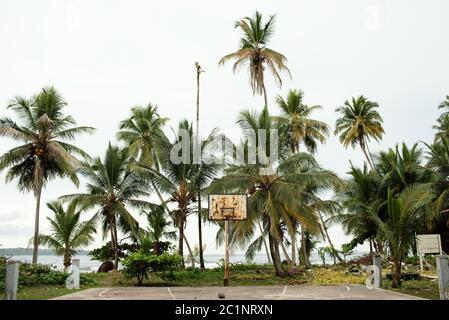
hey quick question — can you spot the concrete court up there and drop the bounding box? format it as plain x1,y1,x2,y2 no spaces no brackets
52,284,425,300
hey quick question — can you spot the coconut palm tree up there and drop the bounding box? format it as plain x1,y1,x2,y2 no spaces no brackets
32,201,96,270
210,153,340,275
276,89,329,153
332,164,383,253
334,96,384,170
211,105,341,273
142,204,177,255
136,120,220,268
219,11,291,107
317,247,327,267
0,87,94,264
116,103,168,170
377,142,429,194
374,187,428,288
424,137,449,227
437,95,449,118
433,116,449,142
60,144,149,270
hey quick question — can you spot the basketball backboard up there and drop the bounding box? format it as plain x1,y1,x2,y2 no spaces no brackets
208,194,247,221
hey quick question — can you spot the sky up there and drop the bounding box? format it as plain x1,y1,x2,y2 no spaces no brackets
1,0,448,255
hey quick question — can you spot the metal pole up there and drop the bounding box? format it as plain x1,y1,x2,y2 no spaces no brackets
224,220,230,286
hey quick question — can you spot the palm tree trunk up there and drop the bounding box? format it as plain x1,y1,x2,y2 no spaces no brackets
291,231,297,266
63,251,71,271
279,239,293,266
112,219,119,270
32,183,43,264
262,82,268,107
300,225,310,268
178,217,185,269
183,233,195,268
392,258,402,288
107,215,119,271
257,220,272,264
369,238,373,254
319,212,343,262
198,191,205,269
360,138,375,171
268,233,283,276
364,138,376,170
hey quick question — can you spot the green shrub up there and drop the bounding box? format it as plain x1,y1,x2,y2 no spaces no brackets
0,258,70,289
122,251,156,285
386,272,420,281
122,251,182,285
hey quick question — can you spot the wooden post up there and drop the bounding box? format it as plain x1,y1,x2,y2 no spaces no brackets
224,220,230,286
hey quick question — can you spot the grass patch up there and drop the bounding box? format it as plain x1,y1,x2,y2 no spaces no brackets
383,278,440,300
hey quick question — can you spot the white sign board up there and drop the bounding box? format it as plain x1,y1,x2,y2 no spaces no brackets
417,234,442,255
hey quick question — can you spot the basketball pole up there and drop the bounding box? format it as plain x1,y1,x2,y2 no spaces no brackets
224,220,230,286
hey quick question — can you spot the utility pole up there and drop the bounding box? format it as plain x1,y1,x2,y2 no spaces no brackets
195,62,205,270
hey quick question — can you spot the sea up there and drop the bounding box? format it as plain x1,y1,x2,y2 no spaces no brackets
3,252,363,273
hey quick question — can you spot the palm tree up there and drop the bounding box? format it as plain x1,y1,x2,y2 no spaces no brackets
437,95,449,118
334,96,384,170
142,204,177,255
116,103,168,170
209,106,340,274
425,137,449,227
136,120,219,268
317,247,327,267
32,201,96,270
60,144,149,270
377,142,429,194
433,96,449,142
433,116,449,143
374,187,428,288
0,87,94,264
276,89,329,153
219,11,291,107
332,164,383,253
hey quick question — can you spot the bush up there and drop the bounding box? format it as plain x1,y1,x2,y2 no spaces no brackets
122,251,183,285
0,258,70,289
88,241,139,262
386,272,421,281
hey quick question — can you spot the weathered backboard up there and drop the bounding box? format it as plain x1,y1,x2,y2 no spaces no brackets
417,234,442,255
208,194,247,221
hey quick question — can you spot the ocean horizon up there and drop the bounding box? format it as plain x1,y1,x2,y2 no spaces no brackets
3,251,365,272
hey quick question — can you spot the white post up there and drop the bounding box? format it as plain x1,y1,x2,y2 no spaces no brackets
65,259,80,289
436,255,449,300
373,254,382,289
6,260,20,300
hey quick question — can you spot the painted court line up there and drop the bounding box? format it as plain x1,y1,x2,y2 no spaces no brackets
98,288,109,297
279,286,288,300
167,287,176,300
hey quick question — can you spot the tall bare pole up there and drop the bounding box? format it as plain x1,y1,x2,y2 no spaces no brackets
195,62,205,269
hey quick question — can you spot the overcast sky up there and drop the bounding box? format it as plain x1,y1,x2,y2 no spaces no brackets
1,0,448,255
